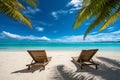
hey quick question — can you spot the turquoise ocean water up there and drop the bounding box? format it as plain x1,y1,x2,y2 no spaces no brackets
0,42,120,52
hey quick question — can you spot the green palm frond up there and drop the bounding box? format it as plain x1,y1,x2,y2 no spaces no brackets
5,0,25,10
83,12,109,39
72,6,91,29
23,0,38,8
82,0,90,7
0,0,38,28
99,7,120,31
72,6,92,29
73,0,120,39
0,1,32,28
73,0,109,29
83,0,119,39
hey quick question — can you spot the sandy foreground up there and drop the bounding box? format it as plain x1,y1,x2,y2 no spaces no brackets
0,50,120,80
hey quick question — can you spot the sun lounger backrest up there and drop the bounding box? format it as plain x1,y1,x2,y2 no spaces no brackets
27,50,48,63
77,49,98,62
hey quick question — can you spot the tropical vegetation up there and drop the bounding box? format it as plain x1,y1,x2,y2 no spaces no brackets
73,0,120,39
0,0,37,28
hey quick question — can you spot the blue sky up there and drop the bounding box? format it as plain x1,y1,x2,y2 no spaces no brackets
0,0,120,42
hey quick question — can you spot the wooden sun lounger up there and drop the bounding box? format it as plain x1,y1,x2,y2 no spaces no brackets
26,50,51,70
72,49,99,69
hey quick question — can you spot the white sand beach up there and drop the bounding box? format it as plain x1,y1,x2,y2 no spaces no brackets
0,50,120,80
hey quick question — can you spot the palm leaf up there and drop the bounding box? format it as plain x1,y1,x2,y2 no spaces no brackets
83,0,119,39
99,7,120,31
3,0,25,10
23,0,37,8
73,0,120,39
82,0,90,7
0,1,32,28
72,0,110,29
72,7,86,29
72,6,91,29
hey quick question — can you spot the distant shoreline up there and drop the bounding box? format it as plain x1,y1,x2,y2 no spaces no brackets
0,42,119,52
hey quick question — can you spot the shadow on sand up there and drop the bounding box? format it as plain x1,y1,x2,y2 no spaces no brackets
97,57,120,68
11,66,44,74
51,57,120,80
11,57,120,80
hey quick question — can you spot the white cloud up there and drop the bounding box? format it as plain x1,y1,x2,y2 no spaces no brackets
33,21,53,27
107,27,114,30
23,7,40,14
1,30,120,42
51,10,68,19
57,10,68,14
66,0,82,13
67,0,82,7
39,21,53,27
51,0,82,19
0,31,50,41
69,7,81,13
51,8,80,19
51,12,58,20
54,35,83,42
35,27,44,32
90,31,97,35
53,30,120,42
111,30,120,34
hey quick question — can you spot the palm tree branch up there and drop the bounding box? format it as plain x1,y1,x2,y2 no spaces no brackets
72,0,111,29
83,0,119,39
3,0,25,10
0,1,32,28
99,7,120,31
23,0,38,8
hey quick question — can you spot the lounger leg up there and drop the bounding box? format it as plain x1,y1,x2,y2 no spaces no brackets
43,65,45,70
80,64,83,69
81,66,83,69
28,65,30,70
95,65,98,69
